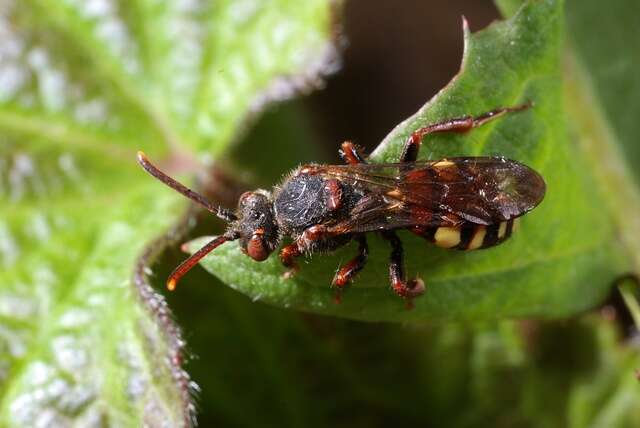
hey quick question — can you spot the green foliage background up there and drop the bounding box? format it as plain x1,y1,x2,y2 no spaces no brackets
1,0,639,426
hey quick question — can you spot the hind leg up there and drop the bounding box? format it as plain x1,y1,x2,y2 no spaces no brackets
400,103,532,163
382,231,425,305
339,141,367,165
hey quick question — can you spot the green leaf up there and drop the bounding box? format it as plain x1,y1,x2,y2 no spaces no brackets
563,0,640,276
1,143,187,426
0,0,336,425
193,0,629,321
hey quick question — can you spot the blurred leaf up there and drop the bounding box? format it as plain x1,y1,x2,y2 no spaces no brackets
193,0,629,321
0,0,337,425
0,143,187,426
565,0,640,185
563,0,640,279
456,317,640,428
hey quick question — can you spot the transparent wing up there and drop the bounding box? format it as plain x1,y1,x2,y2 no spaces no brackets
317,157,546,233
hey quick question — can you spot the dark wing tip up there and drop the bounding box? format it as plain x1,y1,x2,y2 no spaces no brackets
496,161,546,220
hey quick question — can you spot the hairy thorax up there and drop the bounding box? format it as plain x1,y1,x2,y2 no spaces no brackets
273,166,364,238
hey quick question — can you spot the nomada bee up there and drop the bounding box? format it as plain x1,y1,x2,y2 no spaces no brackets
138,103,545,304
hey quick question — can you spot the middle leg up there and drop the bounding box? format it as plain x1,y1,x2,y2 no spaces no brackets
332,235,369,288
381,231,425,302
331,234,368,304
279,225,339,277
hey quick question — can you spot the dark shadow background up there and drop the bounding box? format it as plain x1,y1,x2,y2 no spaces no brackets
307,0,499,158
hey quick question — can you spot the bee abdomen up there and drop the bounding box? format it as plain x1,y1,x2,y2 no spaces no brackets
424,218,519,251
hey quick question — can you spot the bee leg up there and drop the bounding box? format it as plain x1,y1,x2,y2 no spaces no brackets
279,225,332,278
332,235,368,303
400,102,532,162
279,243,303,278
339,141,367,165
382,231,425,307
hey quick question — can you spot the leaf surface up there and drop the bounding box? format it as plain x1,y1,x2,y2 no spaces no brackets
0,0,336,425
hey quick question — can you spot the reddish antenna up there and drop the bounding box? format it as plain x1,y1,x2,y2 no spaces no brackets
167,234,236,290
137,151,237,222
137,151,239,289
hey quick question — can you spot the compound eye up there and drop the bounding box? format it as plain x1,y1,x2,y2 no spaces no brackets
246,232,269,261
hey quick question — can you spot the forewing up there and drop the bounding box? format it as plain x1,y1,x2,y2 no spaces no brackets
319,157,546,233
397,157,546,225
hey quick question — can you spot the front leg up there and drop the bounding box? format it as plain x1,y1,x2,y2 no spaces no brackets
279,242,302,278
279,225,331,278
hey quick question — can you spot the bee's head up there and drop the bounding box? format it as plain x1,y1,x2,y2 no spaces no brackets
232,191,279,261
137,151,281,290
